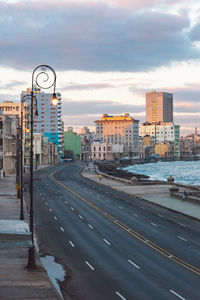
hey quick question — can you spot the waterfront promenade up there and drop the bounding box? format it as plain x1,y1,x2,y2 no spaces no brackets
82,164,200,220
0,170,62,300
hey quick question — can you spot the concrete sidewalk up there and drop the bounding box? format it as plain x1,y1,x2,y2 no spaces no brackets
82,164,200,220
0,173,62,299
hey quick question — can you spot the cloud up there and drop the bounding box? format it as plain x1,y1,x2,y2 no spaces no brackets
61,83,115,91
62,99,144,115
0,80,27,90
0,1,198,72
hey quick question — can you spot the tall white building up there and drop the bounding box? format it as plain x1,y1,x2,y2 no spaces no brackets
21,88,63,155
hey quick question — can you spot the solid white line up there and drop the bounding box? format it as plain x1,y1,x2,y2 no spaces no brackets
169,290,185,300
133,213,138,217
158,214,163,218
151,222,158,227
79,215,83,219
54,216,57,220
69,240,75,247
60,227,64,232
178,223,186,227
115,291,127,300
49,208,52,212
128,259,140,269
88,224,93,229
178,236,187,242
70,207,74,210
103,238,111,245
85,261,94,271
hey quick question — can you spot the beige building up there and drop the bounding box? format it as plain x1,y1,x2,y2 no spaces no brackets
95,113,139,157
146,91,173,123
91,141,123,161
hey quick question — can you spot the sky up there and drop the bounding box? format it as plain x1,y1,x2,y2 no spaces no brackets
1,0,200,135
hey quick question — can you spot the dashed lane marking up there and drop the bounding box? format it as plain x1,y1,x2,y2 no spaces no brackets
54,216,57,220
88,224,93,229
169,290,185,300
133,213,138,217
103,238,111,246
69,241,75,247
115,291,127,300
85,261,94,271
60,227,64,232
128,259,140,269
79,215,83,219
151,222,158,227
178,236,187,242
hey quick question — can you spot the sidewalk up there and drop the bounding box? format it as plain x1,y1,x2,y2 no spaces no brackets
0,174,62,300
82,164,200,220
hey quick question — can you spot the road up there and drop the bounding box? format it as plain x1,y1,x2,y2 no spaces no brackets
31,163,200,300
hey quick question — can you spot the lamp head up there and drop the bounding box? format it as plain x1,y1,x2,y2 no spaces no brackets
51,92,58,106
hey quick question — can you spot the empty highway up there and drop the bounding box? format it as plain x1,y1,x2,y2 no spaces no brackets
31,163,200,300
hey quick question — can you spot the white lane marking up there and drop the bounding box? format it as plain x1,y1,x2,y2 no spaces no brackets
151,222,158,227
85,261,94,271
106,200,110,203
158,214,163,218
132,213,138,217
178,223,186,227
40,193,42,196
169,290,185,300
119,206,123,209
115,291,127,300
60,227,64,232
140,206,145,210
59,196,62,199
103,238,111,245
168,255,173,258
45,202,48,206
178,236,187,242
88,224,93,229
128,259,140,269
54,216,57,220
49,208,52,212
65,201,68,204
69,240,75,247
79,215,83,219
70,207,74,210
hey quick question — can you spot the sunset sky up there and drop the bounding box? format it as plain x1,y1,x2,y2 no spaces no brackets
1,0,200,135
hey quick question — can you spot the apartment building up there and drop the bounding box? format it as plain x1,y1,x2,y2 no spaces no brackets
95,113,139,157
140,122,180,157
21,88,63,155
91,141,123,161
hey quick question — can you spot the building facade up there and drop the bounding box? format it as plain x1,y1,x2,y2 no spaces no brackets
95,113,139,157
63,129,81,161
140,122,180,157
21,88,63,156
146,91,173,123
91,141,123,161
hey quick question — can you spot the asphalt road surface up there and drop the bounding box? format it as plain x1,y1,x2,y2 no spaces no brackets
31,163,200,300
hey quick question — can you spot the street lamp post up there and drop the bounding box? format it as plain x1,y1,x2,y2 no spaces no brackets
27,65,57,269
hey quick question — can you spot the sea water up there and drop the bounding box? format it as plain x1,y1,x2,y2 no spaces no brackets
124,160,200,186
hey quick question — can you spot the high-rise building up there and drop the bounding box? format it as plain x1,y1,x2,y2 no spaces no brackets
95,113,139,157
21,88,63,155
146,90,173,123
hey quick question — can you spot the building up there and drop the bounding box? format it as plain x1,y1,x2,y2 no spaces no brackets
140,122,180,157
0,111,19,177
146,90,173,123
63,128,81,161
95,113,139,157
21,88,63,156
91,141,123,161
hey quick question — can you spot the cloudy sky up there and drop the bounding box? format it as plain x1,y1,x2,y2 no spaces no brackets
1,0,200,135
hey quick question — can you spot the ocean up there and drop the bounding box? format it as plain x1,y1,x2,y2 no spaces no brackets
124,160,200,186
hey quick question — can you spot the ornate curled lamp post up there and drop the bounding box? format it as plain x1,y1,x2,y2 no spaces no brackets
27,65,57,269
